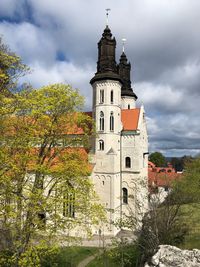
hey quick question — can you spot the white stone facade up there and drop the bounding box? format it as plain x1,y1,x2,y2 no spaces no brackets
121,96,136,109
87,24,149,237
90,81,149,236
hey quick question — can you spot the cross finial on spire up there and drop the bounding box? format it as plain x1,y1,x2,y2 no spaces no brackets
106,8,111,26
122,38,127,52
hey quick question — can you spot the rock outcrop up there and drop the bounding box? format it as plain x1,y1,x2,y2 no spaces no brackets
145,245,200,267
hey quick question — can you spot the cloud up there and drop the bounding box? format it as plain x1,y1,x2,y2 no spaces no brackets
147,113,200,157
0,0,200,157
21,61,94,110
0,0,19,17
0,0,28,21
0,21,57,65
160,62,200,96
136,82,184,113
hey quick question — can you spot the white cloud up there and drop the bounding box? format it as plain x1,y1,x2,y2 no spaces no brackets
1,0,200,156
136,82,184,113
0,21,56,65
0,0,18,17
21,61,94,110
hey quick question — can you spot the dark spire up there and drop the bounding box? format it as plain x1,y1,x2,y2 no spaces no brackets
118,52,137,99
90,26,122,85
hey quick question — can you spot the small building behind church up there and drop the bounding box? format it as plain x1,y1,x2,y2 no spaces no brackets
148,161,182,204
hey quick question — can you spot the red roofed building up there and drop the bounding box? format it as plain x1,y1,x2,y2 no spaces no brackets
148,161,182,202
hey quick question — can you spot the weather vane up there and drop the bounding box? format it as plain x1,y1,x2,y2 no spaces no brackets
122,38,127,52
106,8,111,26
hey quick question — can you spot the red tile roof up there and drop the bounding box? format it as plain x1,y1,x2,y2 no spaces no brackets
121,108,140,131
148,161,182,192
148,171,181,188
27,147,92,172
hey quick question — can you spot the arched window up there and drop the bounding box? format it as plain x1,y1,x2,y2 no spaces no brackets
100,90,104,103
111,90,113,103
99,111,104,131
125,157,131,168
110,112,114,131
99,140,104,151
63,186,75,218
122,188,128,204
128,104,130,109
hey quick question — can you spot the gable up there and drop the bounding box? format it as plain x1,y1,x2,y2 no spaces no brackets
121,108,140,131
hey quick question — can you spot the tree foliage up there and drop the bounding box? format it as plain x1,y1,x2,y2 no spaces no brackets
139,198,188,265
0,36,30,95
136,157,200,265
172,157,200,204
171,155,193,172
0,83,104,266
149,152,166,167
116,157,200,266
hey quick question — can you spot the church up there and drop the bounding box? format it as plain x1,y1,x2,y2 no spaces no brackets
88,23,149,236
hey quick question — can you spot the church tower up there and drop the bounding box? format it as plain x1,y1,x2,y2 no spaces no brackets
118,51,137,109
90,20,148,237
90,25,122,235
90,25,122,155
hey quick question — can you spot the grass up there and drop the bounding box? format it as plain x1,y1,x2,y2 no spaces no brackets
86,250,117,267
87,245,140,267
45,246,99,267
178,203,200,249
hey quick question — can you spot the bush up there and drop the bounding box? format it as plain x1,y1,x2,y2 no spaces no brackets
0,243,60,267
138,206,189,265
107,239,141,267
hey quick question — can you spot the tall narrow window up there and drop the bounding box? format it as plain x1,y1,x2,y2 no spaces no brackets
99,140,104,151
110,112,114,131
63,187,75,218
99,111,104,131
110,90,113,103
122,188,128,204
100,90,104,103
125,157,131,168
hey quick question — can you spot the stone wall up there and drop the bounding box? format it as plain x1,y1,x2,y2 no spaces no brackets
145,245,200,267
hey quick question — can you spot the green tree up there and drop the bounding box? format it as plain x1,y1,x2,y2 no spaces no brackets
171,155,193,172
149,152,166,167
114,157,200,266
171,157,183,172
0,38,104,266
0,84,104,266
174,157,200,204
0,36,29,95
139,195,188,265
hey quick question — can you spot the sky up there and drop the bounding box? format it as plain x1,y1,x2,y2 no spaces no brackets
0,0,200,157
